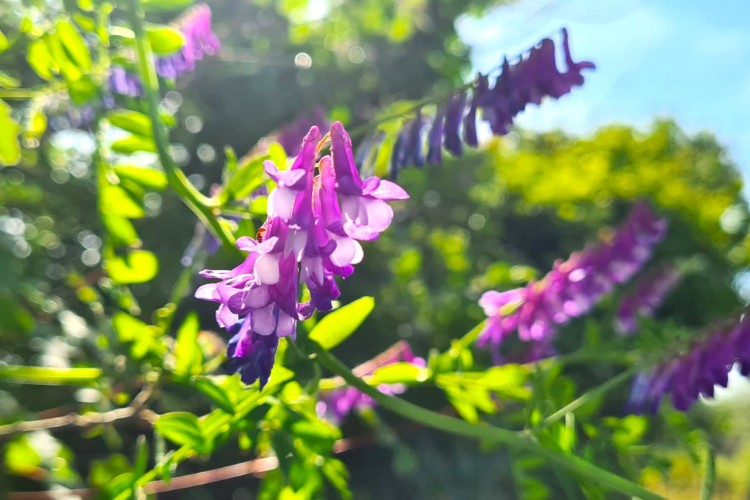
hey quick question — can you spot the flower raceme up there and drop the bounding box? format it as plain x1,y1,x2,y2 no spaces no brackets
626,311,750,414
195,123,409,386
386,28,595,178
478,202,668,363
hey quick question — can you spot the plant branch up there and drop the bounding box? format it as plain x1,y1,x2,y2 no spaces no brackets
310,341,663,500
0,385,155,439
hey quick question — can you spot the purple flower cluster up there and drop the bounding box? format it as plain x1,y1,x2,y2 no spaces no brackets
626,312,750,414
195,123,409,386
155,3,221,79
387,28,594,178
478,202,668,363
615,265,682,335
316,341,425,424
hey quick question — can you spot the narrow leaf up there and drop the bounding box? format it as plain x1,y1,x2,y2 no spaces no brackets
108,110,153,137
0,365,101,385
106,250,159,284
56,19,92,72
111,135,157,154
0,99,21,166
309,297,375,350
114,165,167,190
173,313,203,378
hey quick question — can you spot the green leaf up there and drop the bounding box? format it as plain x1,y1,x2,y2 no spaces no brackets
0,99,21,166
106,250,159,284
56,19,92,72
101,185,145,218
133,435,149,477
44,32,81,82
5,435,42,476
145,25,185,55
249,195,268,216
89,454,131,489
112,312,150,342
111,135,157,154
193,377,235,413
67,74,98,104
102,214,140,246
114,165,168,191
0,70,20,88
221,153,268,204
369,362,425,385
27,39,56,80
154,412,204,449
309,296,374,350
0,365,101,385
108,110,153,137
0,30,8,54
173,313,203,378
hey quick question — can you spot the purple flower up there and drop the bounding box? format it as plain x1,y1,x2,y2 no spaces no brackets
196,123,409,385
108,67,143,97
615,265,682,335
478,202,667,363
317,341,425,424
626,312,750,414
155,4,221,80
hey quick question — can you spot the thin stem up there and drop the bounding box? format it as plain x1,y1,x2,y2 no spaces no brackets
537,366,639,431
125,0,239,257
310,342,663,500
0,385,154,438
700,446,716,500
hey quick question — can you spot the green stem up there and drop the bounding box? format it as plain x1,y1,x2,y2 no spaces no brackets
700,446,715,500
537,366,638,430
125,0,239,256
310,342,663,500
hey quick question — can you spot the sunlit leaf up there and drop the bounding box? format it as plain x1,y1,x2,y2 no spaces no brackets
4,435,42,476
102,214,140,246
173,313,203,378
106,250,159,284
101,185,145,219
108,110,153,137
369,362,425,385
0,99,21,166
309,297,375,350
56,19,92,72
0,365,101,384
27,39,56,80
141,0,195,11
0,70,20,88
145,24,185,55
221,152,268,204
154,412,204,449
0,29,8,54
114,165,168,191
111,135,157,154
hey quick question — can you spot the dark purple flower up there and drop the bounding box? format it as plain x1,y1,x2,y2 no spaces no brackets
615,265,682,335
226,318,279,388
364,28,594,174
626,312,750,414
478,202,667,362
443,90,468,157
155,4,221,80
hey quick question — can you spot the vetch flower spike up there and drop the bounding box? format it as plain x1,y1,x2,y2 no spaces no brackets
478,202,667,363
196,122,409,385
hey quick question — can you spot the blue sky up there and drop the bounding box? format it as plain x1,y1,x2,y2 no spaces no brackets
457,0,750,182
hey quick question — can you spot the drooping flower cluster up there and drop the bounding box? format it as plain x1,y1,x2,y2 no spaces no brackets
626,312,750,414
316,341,425,424
384,28,595,178
196,123,409,386
155,3,221,79
615,265,682,335
478,202,668,363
